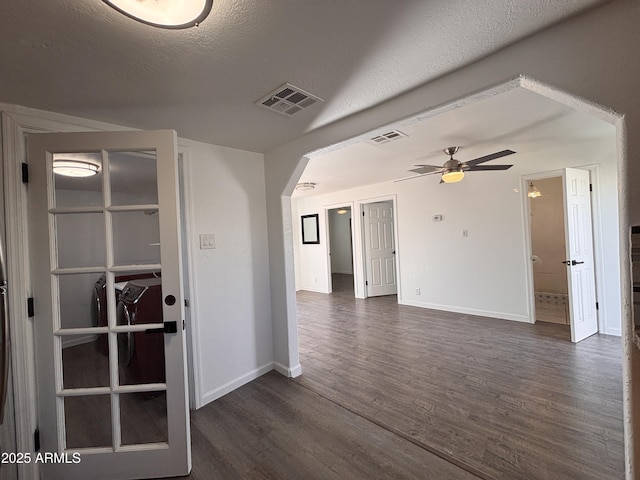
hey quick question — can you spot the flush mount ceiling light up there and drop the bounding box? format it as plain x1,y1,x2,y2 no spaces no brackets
295,182,316,191
53,160,99,177
528,181,542,198
337,209,348,215
103,0,213,29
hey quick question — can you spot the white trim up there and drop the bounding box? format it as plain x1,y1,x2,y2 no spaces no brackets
273,361,302,378
521,166,620,336
398,299,530,323
357,195,400,300
176,146,201,410
61,334,98,349
198,363,274,407
323,201,356,295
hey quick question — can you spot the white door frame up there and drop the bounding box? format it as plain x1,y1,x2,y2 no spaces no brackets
521,166,610,333
357,195,400,300
323,202,356,294
1,110,130,479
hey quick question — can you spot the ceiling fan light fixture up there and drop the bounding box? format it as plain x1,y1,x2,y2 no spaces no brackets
528,181,542,198
103,0,213,29
53,160,99,177
441,169,464,184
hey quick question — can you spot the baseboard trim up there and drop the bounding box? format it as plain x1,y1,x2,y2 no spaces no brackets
198,362,274,409
398,299,531,323
274,362,302,378
62,334,98,349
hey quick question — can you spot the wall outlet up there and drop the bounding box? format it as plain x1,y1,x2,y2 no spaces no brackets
462,229,469,238
415,288,421,295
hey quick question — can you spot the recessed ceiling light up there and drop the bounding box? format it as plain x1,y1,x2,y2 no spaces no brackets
103,0,213,29
53,160,99,177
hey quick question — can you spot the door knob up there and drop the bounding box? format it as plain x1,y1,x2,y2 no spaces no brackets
562,260,585,266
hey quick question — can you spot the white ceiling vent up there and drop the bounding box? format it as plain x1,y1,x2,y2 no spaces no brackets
256,83,323,116
368,130,407,145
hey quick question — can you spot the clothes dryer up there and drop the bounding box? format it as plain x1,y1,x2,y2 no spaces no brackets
116,277,165,385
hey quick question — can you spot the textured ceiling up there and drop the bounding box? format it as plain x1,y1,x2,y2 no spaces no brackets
0,0,611,153
294,87,615,197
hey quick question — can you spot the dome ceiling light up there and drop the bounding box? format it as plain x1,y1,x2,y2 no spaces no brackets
53,160,100,177
103,0,213,29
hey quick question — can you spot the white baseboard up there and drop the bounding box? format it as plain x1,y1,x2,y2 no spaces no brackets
398,299,531,323
198,362,274,409
62,334,98,349
273,362,302,378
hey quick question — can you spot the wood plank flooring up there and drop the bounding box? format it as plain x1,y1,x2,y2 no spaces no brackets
294,274,624,480
172,273,623,480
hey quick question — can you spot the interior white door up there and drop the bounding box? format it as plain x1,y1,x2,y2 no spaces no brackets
563,167,598,343
26,130,190,479
363,201,397,297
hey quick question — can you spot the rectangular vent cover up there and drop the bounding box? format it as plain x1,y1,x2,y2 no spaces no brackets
368,130,407,145
256,83,323,116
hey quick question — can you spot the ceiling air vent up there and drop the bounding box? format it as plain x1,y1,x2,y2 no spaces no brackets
256,83,323,116
368,130,407,145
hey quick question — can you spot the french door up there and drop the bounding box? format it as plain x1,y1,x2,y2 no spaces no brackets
26,130,190,479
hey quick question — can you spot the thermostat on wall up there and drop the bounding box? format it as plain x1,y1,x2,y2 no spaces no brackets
432,214,443,222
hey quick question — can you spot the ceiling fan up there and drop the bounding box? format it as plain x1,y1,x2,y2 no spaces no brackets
402,146,515,183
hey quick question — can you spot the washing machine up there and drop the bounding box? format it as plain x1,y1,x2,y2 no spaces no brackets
116,277,166,385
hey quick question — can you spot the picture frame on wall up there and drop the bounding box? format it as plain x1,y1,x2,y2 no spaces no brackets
301,214,320,244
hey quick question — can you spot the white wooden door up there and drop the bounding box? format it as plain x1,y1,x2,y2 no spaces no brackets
563,168,598,343
363,201,397,297
26,130,190,479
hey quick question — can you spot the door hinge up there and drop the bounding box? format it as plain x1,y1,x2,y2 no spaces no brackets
589,183,593,192
34,428,40,452
183,319,186,330
365,280,368,286
362,211,365,217
21,163,29,183
184,299,190,308
596,302,599,310
27,297,34,318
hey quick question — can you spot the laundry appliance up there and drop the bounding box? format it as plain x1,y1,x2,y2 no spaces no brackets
92,273,158,355
116,277,165,385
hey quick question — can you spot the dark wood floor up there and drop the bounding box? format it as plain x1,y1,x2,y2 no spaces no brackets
294,274,624,480
170,273,623,480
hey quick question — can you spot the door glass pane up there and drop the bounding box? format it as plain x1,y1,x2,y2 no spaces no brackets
109,151,158,206
64,395,112,449
55,213,105,269
112,210,160,266
117,331,165,386
52,152,103,208
120,392,167,445
59,273,106,330
62,334,109,389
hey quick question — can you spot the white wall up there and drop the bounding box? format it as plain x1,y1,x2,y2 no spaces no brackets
179,138,273,408
530,177,568,295
266,1,639,471
293,135,619,331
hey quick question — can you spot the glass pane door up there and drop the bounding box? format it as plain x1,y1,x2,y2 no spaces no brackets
27,130,189,479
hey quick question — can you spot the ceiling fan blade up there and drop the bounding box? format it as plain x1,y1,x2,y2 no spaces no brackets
409,166,443,175
464,149,515,167
465,164,513,171
394,174,429,183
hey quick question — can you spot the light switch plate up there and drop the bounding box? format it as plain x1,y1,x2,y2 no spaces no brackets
199,233,216,249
